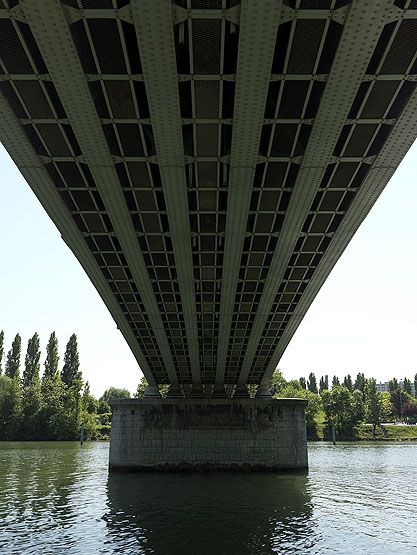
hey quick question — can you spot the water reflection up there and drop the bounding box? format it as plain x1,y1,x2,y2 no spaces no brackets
105,472,319,554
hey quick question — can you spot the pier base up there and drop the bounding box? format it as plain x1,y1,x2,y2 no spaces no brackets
109,398,308,472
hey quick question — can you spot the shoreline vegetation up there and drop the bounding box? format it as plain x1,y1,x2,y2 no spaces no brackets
1,330,417,443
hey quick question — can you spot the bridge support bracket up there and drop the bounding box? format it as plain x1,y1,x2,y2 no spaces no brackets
109,398,307,472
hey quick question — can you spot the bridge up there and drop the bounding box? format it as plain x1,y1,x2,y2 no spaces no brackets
1,0,416,470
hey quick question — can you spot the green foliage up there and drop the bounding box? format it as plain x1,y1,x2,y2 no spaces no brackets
332,375,340,388
100,386,131,404
343,374,353,392
389,381,396,394
135,376,149,398
98,386,131,414
353,372,366,393
21,334,42,439
23,333,41,389
39,375,66,440
307,372,318,393
403,377,412,395
322,385,363,437
319,375,328,393
380,391,393,421
0,330,4,375
270,369,286,395
0,375,22,439
5,334,21,379
61,334,81,386
82,382,98,414
364,378,384,436
299,377,307,390
44,332,59,379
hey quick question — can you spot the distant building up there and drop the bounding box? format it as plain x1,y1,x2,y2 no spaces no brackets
376,382,389,393
376,380,415,395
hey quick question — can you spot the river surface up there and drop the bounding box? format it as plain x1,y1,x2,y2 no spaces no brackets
0,442,416,554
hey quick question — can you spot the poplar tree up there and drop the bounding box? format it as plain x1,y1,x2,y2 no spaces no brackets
60,334,83,439
319,375,329,393
0,330,4,374
299,377,307,390
5,334,21,379
44,332,59,379
414,373,417,398
22,333,41,389
61,334,81,386
307,372,318,393
388,378,399,392
332,375,340,388
343,374,353,392
353,372,366,393
403,377,412,395
22,333,41,438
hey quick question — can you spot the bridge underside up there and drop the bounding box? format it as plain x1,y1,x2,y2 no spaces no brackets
2,0,417,469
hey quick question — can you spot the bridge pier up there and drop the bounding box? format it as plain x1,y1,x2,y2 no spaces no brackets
109,398,307,472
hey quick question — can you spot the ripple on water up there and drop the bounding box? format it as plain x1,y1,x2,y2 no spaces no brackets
0,442,417,554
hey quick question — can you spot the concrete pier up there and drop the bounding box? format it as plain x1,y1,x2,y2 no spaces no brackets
109,398,308,472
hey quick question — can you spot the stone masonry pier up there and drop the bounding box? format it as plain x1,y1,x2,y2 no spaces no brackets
109,398,307,472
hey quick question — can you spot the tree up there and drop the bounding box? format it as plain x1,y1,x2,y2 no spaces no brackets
81,382,97,414
39,373,66,440
319,375,329,394
299,377,307,390
61,334,81,386
353,372,366,393
322,385,363,437
364,378,383,437
98,386,130,414
100,386,131,404
270,369,286,395
59,335,83,440
380,391,393,422
44,332,59,379
403,377,412,395
391,389,417,423
0,330,4,375
5,333,21,379
343,374,353,392
22,333,41,389
135,376,149,398
388,378,399,392
414,373,417,399
0,375,22,439
307,372,318,393
332,375,340,388
21,333,41,439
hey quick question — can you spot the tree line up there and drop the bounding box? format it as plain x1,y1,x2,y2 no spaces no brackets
272,370,417,439
0,330,133,441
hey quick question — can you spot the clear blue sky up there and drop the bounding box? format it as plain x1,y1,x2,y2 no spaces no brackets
1,142,416,396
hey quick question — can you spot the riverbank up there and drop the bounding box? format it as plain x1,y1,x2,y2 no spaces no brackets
311,421,417,442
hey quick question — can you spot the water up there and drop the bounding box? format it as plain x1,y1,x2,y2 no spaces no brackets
0,442,416,554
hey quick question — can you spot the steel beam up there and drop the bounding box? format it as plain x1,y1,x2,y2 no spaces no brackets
238,0,395,385
131,0,201,383
20,0,178,384
261,78,417,386
215,0,282,384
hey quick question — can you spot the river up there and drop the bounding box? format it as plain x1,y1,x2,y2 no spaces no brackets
0,441,416,554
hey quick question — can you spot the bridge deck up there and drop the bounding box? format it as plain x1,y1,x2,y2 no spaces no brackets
1,0,416,388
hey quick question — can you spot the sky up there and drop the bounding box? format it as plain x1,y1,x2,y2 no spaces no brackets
1,141,416,396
